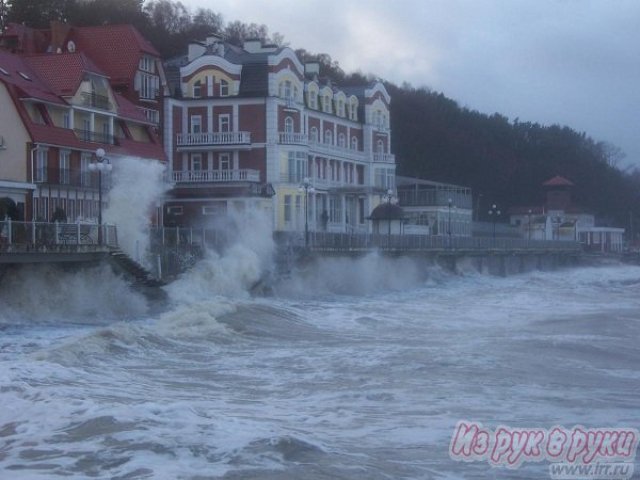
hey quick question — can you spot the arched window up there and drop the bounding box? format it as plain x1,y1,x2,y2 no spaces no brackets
351,136,358,150
377,139,385,153
310,127,318,143
324,129,333,145
284,116,294,133
338,132,346,148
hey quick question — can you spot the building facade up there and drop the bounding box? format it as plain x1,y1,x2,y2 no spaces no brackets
163,36,395,232
509,176,625,252
0,23,166,222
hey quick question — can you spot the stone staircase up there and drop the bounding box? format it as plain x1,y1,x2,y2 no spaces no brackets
108,249,165,288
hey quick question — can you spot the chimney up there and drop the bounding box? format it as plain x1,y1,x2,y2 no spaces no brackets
243,38,262,53
305,62,320,77
188,41,206,62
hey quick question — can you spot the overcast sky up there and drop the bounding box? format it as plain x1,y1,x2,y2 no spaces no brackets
182,0,640,167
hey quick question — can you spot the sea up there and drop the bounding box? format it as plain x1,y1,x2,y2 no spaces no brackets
1,252,639,479
1,158,639,479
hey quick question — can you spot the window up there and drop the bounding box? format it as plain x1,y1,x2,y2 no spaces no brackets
323,95,331,113
82,118,91,141
102,122,111,143
374,168,395,189
59,150,70,184
167,206,183,215
191,154,203,171
281,80,292,99
220,79,229,97
284,116,294,133
351,136,358,150
193,80,202,98
324,129,332,145
190,115,202,134
218,114,230,133
287,151,307,183
337,99,344,117
139,56,155,73
310,127,318,143
308,91,317,109
139,72,159,100
63,112,70,129
350,100,358,120
81,153,91,186
219,153,231,170
329,196,342,223
338,133,346,148
35,149,48,182
202,202,226,216
359,198,365,224
284,194,292,222
377,139,385,154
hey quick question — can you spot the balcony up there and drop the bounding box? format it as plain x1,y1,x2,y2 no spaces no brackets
74,129,116,145
176,131,251,149
309,139,365,160
34,168,103,189
172,169,260,183
80,92,112,110
373,153,396,163
279,132,308,145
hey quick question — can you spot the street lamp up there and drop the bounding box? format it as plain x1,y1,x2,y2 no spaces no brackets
298,177,315,248
448,197,453,240
527,209,532,244
488,204,501,241
88,148,112,244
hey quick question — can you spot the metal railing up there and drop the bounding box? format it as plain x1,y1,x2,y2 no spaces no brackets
80,92,112,110
34,168,103,188
176,131,251,147
0,220,118,249
74,129,116,145
172,169,260,183
373,152,396,163
275,231,582,252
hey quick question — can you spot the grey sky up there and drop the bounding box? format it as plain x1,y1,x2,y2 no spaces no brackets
183,0,640,167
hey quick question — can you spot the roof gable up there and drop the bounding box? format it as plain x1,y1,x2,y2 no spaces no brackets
23,52,107,96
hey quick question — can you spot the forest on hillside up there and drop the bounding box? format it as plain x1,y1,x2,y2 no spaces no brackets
3,0,639,232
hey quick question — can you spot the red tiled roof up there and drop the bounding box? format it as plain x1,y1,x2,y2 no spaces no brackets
113,93,148,123
23,52,107,96
0,50,64,105
69,25,159,84
543,175,574,187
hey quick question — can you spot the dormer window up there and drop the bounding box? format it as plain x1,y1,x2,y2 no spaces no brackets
322,95,331,113
139,56,155,73
220,79,229,97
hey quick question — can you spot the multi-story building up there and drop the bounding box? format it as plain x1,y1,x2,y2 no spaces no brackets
0,23,166,221
163,36,395,232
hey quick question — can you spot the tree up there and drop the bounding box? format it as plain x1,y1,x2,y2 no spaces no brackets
6,0,75,28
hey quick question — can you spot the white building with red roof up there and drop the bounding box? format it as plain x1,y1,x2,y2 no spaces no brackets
0,23,166,222
508,175,625,252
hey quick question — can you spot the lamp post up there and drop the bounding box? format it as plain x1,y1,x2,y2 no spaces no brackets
527,209,532,245
488,203,501,241
88,148,112,244
298,177,315,248
448,197,453,239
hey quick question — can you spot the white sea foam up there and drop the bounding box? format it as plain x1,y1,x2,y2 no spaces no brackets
103,156,167,266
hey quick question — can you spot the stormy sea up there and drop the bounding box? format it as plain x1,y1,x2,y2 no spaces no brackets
1,250,639,479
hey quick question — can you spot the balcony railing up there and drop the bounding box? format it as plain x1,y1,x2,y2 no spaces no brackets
74,129,116,145
80,92,112,110
172,169,260,183
279,132,308,145
34,168,105,188
373,152,396,163
309,139,365,159
176,131,251,147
